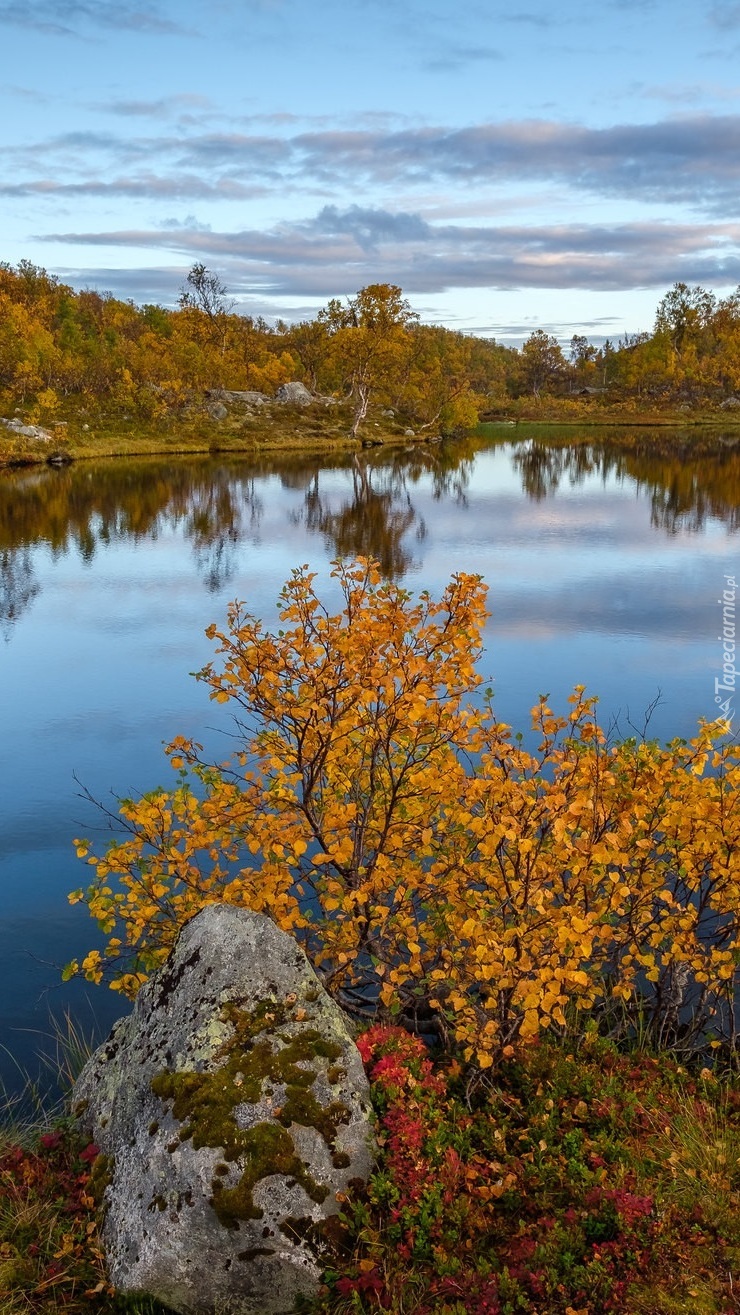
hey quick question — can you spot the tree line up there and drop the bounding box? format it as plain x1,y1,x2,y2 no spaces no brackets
2,260,740,432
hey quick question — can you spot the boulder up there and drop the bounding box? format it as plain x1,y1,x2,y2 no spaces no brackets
206,402,228,421
274,382,313,406
0,417,52,441
720,396,740,410
72,905,376,1315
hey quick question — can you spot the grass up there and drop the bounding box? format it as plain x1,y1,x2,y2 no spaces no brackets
2,389,740,468
2,1021,740,1315
0,394,410,468
0,1018,171,1315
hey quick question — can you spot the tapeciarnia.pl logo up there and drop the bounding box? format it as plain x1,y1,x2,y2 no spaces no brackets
715,572,737,728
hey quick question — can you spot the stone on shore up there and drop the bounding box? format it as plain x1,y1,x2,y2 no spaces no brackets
73,905,376,1315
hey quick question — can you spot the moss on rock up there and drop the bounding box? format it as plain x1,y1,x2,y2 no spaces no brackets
150,997,351,1229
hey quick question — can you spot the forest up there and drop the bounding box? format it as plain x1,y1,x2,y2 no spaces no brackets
2,260,740,443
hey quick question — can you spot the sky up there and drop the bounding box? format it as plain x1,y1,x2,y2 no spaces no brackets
2,0,740,344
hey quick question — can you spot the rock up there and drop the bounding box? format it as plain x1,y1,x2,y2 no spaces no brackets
72,905,376,1315
720,396,740,410
274,381,313,406
0,417,52,441
205,390,270,407
403,428,415,437
207,402,228,421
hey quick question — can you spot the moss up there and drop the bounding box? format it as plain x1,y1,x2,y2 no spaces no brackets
150,997,351,1229
88,1152,114,1208
209,1123,328,1228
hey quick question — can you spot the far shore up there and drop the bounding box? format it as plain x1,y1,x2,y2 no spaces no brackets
3,397,740,470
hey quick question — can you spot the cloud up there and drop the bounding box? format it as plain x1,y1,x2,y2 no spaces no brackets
157,213,213,232
100,94,213,119
707,1,740,27
35,208,740,297
0,0,190,36
6,114,740,215
423,42,503,71
0,175,269,201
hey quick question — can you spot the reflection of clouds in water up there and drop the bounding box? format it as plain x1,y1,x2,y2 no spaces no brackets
492,570,712,642
1,546,40,639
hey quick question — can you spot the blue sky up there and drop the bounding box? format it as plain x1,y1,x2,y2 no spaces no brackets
2,0,740,343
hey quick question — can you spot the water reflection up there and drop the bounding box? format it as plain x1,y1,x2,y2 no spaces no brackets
298,458,421,577
1,433,739,634
1,546,39,640
511,436,740,534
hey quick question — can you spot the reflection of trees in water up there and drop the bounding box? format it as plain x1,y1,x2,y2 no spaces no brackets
0,546,39,639
511,439,740,533
1,437,737,631
299,457,421,578
0,460,266,609
186,477,263,592
290,444,477,577
511,441,602,501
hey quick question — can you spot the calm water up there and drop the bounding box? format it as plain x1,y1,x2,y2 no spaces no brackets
1,429,738,1093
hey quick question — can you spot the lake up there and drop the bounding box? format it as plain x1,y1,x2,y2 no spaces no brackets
1,427,738,1094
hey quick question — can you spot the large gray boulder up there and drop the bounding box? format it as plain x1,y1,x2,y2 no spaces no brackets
73,905,376,1315
274,381,313,406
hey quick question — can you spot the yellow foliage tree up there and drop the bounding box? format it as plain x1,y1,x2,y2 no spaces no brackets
70,559,740,1066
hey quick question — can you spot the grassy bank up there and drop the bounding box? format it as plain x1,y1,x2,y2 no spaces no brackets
2,1030,739,1315
0,396,410,468
3,392,740,469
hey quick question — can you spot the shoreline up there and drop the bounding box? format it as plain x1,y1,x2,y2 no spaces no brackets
3,405,740,471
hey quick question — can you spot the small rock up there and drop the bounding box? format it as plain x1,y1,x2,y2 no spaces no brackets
207,402,228,421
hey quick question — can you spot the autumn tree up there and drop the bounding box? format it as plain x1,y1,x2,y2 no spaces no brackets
404,325,483,433
318,284,418,436
178,262,234,319
519,329,566,398
70,559,740,1068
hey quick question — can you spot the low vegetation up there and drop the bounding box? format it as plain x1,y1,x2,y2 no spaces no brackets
3,1029,740,1314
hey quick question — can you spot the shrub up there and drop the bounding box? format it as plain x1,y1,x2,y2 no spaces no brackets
69,558,740,1067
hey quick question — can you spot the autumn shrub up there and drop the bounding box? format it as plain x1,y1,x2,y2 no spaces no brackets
308,1027,740,1315
69,558,740,1067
